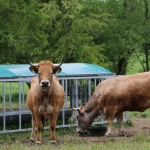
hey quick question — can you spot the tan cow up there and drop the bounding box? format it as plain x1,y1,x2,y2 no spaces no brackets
73,72,150,137
26,59,65,144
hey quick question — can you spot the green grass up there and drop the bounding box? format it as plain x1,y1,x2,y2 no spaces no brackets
129,108,150,118
0,110,150,150
0,108,149,150
0,128,150,150
0,82,29,110
126,54,144,75
0,55,149,149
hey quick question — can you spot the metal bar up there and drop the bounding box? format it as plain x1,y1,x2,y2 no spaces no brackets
125,111,129,120
3,82,6,132
19,82,22,130
61,79,65,126
0,75,129,134
94,79,96,88
22,82,25,110
75,79,79,124
0,117,128,134
65,79,68,108
88,79,91,99
0,75,121,82
75,79,78,107
9,82,12,111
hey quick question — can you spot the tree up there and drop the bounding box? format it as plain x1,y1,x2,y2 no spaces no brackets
0,0,47,63
38,0,108,66
97,0,150,74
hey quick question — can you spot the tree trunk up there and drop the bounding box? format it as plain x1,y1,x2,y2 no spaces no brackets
143,0,149,71
116,57,127,75
145,44,149,71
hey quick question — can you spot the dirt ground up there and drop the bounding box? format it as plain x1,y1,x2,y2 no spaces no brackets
22,117,150,145
59,118,150,144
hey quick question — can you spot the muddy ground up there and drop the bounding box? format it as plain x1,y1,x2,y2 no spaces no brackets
21,118,150,145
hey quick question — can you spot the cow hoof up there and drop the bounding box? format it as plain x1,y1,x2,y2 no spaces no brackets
105,133,111,137
51,140,56,144
29,138,35,143
36,141,41,144
118,131,124,137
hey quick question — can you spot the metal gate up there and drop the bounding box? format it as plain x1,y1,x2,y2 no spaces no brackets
0,75,129,134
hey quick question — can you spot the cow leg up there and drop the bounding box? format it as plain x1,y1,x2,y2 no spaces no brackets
35,114,43,144
105,114,115,136
29,113,36,142
50,111,59,144
116,112,124,137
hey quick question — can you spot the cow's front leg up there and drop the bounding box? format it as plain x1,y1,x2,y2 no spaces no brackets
50,110,59,144
35,114,44,144
116,112,124,137
29,113,36,142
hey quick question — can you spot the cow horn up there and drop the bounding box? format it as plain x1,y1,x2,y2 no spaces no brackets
72,107,81,111
53,58,64,67
27,58,39,67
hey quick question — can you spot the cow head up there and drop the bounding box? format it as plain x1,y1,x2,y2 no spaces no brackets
28,59,63,88
73,106,93,133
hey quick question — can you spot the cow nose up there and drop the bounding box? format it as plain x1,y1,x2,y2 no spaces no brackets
40,80,50,87
42,81,49,86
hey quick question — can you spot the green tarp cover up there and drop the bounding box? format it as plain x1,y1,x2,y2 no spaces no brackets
0,63,112,78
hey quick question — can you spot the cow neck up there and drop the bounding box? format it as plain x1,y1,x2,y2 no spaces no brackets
84,99,99,119
84,98,98,112
41,87,51,107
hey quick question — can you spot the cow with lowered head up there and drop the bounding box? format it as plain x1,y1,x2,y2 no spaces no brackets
73,72,150,137
26,59,65,144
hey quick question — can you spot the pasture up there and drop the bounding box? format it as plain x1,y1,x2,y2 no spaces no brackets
1,110,150,150
0,58,150,149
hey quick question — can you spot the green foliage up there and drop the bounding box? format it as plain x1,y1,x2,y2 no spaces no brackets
0,0,108,67
130,108,150,118
0,0,48,64
124,119,134,127
38,0,108,66
1,0,150,74
112,119,133,129
126,54,144,74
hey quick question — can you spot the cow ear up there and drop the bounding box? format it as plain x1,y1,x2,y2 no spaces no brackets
53,67,62,74
78,109,83,115
73,106,84,115
78,106,84,115
29,66,38,74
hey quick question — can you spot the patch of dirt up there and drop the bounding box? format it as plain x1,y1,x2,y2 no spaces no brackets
22,118,150,145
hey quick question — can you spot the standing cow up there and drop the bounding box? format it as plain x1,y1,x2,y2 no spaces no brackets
73,72,150,136
26,59,65,144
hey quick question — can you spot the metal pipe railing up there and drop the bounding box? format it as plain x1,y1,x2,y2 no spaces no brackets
0,75,129,134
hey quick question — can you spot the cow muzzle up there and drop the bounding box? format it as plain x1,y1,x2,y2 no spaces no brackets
76,127,87,133
40,80,50,87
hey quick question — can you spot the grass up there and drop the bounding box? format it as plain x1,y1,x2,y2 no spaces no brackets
129,108,150,118
0,128,150,150
126,54,144,75
0,109,149,150
0,81,29,110
0,55,149,149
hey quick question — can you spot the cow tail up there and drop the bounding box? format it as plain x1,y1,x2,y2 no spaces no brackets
41,115,44,132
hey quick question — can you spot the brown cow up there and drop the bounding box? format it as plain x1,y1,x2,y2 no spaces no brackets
73,72,150,136
26,59,65,144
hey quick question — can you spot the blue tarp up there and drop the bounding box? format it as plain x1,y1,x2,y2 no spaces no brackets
0,63,112,78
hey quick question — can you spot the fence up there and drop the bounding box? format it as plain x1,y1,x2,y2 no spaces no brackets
0,75,129,134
